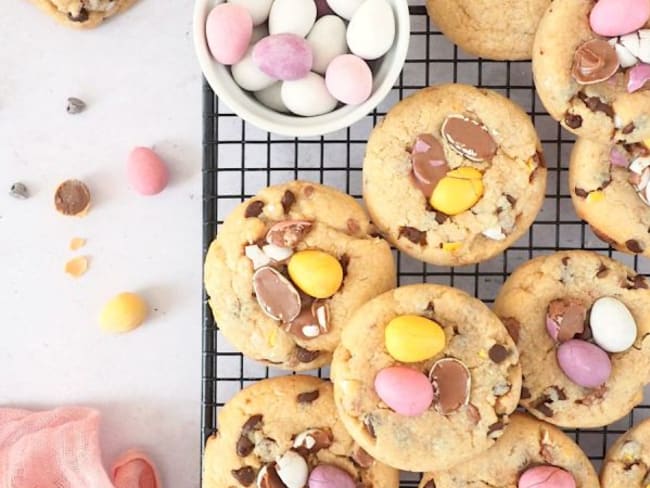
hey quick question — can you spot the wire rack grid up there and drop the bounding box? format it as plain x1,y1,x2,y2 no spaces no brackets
202,2,650,485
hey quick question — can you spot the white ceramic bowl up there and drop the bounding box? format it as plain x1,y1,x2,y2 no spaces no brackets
193,0,410,137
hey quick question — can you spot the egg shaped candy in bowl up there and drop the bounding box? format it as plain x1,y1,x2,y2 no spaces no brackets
193,0,410,137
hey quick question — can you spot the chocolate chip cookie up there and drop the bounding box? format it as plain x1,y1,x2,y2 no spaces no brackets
363,84,546,267
204,181,396,371
203,376,399,488
419,413,599,488
426,0,551,60
29,0,137,28
330,284,522,472
493,251,650,428
533,0,650,143
601,419,650,488
570,137,650,257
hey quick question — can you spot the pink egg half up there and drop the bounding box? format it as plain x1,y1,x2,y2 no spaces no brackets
252,34,313,81
557,339,611,388
325,54,373,105
589,0,650,37
127,147,169,196
374,366,433,417
206,4,253,65
519,466,576,488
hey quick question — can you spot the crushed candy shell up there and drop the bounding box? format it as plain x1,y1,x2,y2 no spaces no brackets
586,190,605,203
627,63,650,93
64,256,88,278
69,237,87,251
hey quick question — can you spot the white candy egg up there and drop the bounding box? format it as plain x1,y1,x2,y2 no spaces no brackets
281,73,338,116
255,83,289,112
227,0,273,25
590,296,638,353
232,48,276,92
269,0,317,37
326,0,364,20
275,450,309,488
347,0,396,60
307,15,348,74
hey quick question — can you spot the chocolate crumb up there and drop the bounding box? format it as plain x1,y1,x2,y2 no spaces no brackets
578,93,615,118
295,346,319,363
565,113,583,129
435,212,449,224
521,386,531,400
425,301,435,315
505,194,517,206
501,317,520,344
487,420,505,439
533,396,554,417
236,436,255,457
422,481,436,488
597,264,609,278
68,7,89,21
339,254,350,278
350,445,374,468
297,390,320,404
281,190,295,214
626,239,644,254
347,218,361,235
245,201,265,218
488,344,509,363
231,466,256,486
623,122,636,134
398,226,427,246
574,187,588,198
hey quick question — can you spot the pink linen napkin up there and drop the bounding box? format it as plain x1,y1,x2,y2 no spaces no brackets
0,407,160,488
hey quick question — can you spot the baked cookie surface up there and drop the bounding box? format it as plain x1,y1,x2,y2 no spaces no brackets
330,284,522,472
204,181,396,371
363,84,546,267
601,419,650,488
419,413,599,488
426,0,551,60
202,376,399,488
29,0,137,28
493,251,650,428
570,137,650,257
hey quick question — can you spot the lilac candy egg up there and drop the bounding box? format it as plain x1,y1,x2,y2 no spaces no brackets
205,4,253,65
590,0,650,37
326,54,373,105
519,466,576,488
557,339,612,388
308,464,356,488
627,63,650,93
252,34,313,81
374,366,433,416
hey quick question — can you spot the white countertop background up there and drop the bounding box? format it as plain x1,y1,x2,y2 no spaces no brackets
0,1,202,485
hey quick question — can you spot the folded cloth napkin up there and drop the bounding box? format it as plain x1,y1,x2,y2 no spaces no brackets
0,407,160,488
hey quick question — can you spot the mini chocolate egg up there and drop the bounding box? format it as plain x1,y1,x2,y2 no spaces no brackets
205,3,253,65
519,466,576,488
252,34,313,81
232,48,276,92
127,147,169,196
374,366,434,416
557,339,611,388
227,0,273,26
307,15,348,74
255,83,289,112
325,54,373,105
269,0,317,37
347,0,395,60
282,73,338,116
326,0,364,20
308,465,356,488
590,0,650,37
590,296,637,353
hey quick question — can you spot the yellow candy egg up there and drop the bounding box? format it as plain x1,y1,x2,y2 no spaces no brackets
430,167,484,216
385,315,446,362
288,250,343,299
99,292,148,333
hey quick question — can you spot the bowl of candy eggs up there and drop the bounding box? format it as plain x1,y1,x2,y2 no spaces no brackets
193,0,410,137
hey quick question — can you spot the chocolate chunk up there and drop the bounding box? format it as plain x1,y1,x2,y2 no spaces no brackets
422,481,436,488
562,257,570,266
488,344,509,363
231,466,256,486
236,436,255,457
245,200,265,218
351,445,375,468
441,115,497,162
54,179,91,216
398,226,427,246
295,346,319,363
281,190,296,214
68,7,89,21
347,218,361,235
242,415,263,433
266,220,313,248
574,187,588,198
253,267,301,322
576,385,608,405
363,415,376,438
547,298,587,343
429,358,471,415
565,114,583,129
502,317,521,344
533,396,554,417
505,194,517,206
597,264,609,278
577,91,615,118
297,390,319,404
257,464,283,488
572,39,619,85
435,212,449,224
285,307,320,340
303,185,315,197
487,421,504,439
425,301,436,315
293,428,333,454
631,275,648,289
623,122,636,134
626,239,644,254
339,254,350,277
521,386,531,399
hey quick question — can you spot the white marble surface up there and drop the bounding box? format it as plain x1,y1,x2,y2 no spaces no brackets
0,1,202,486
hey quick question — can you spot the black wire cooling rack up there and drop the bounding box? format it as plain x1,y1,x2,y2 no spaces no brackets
202,2,650,485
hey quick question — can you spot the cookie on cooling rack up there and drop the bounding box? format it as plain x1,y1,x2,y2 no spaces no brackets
570,137,650,257
493,251,650,429
330,284,522,472
601,418,650,488
204,181,396,371
363,83,546,267
425,0,551,60
418,413,598,488
29,0,138,28
533,0,650,143
202,376,399,488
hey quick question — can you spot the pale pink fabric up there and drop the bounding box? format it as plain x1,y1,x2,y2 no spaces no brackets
0,407,160,488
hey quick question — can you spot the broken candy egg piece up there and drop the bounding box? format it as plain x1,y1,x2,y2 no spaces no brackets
429,357,471,415
65,256,88,278
441,115,497,162
275,450,309,488
245,244,272,270
100,292,148,333
262,243,294,262
627,63,650,93
69,237,87,251
54,179,91,217
571,39,619,85
266,220,313,248
253,266,302,322
482,226,506,241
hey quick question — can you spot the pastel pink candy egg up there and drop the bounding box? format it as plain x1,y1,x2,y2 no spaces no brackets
325,54,373,105
557,339,611,388
127,147,169,196
519,466,576,488
590,0,650,36
205,4,253,65
308,464,356,488
252,34,313,81
374,366,433,416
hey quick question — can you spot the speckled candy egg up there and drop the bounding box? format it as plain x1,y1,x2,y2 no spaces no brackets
374,366,434,416
127,147,169,196
282,73,338,116
205,3,253,65
347,0,396,60
269,0,317,37
326,54,373,105
252,34,313,81
557,339,612,388
308,464,356,488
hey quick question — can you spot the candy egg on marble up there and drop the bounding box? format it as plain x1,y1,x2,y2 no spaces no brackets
557,339,612,388
518,466,576,488
255,83,289,112
589,0,650,37
307,15,348,74
384,315,445,363
205,3,253,65
253,34,313,81
347,0,396,60
590,297,637,353
326,54,373,105
374,366,434,416
127,147,169,196
308,464,356,488
327,0,364,20
282,73,338,116
232,48,276,91
269,0,317,37
227,0,273,26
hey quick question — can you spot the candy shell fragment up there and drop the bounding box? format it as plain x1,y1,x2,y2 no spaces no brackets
65,256,88,278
